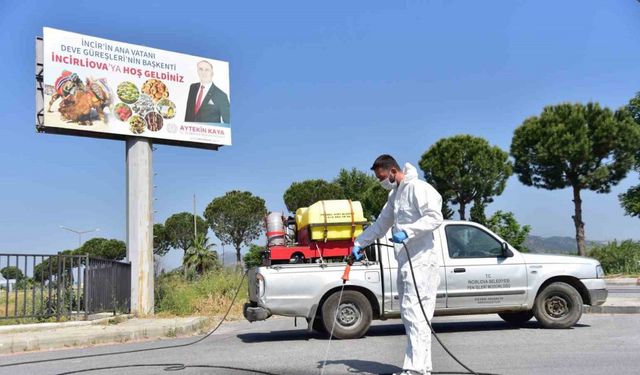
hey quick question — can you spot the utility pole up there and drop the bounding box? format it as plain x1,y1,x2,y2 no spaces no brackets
126,138,154,316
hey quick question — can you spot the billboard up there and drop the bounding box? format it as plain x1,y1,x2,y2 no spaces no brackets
37,27,231,148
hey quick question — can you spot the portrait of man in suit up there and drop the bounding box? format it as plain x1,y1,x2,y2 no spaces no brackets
184,60,230,124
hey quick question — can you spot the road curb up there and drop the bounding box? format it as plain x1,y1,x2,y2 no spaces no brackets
0,314,133,335
605,278,639,286
0,317,209,355
584,305,640,314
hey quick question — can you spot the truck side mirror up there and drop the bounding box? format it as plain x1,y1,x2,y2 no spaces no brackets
501,242,514,258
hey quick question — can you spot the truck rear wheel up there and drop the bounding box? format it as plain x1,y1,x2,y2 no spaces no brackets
534,282,583,329
321,290,372,339
498,310,534,326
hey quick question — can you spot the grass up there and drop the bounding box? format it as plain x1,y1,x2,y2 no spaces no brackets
0,285,82,325
0,287,49,321
155,268,248,320
1,268,249,324
604,273,639,278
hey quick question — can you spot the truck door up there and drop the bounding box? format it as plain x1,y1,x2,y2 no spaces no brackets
383,235,446,313
443,223,527,308
378,237,397,312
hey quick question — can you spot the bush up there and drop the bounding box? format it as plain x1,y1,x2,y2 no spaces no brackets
243,244,265,270
155,268,248,318
588,240,640,275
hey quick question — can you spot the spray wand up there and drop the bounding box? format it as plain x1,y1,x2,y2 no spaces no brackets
342,242,368,282
341,252,357,283
320,251,356,375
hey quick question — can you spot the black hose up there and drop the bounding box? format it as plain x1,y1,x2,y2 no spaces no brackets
54,363,280,375
3,250,504,375
400,241,503,375
0,272,253,374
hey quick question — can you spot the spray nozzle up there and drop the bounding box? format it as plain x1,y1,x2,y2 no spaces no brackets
345,254,356,266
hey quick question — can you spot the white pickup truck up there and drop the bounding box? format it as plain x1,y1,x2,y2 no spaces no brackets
243,220,608,339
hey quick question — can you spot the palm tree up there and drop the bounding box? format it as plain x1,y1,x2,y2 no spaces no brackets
183,234,220,275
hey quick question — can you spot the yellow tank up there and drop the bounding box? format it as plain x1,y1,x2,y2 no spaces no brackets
295,207,308,230
295,200,367,241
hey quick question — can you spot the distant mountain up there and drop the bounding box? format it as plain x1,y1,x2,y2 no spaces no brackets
524,235,605,254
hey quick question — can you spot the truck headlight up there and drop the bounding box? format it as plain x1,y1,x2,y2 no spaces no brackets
596,265,605,279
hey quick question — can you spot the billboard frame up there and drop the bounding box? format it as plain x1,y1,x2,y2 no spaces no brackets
35,35,221,151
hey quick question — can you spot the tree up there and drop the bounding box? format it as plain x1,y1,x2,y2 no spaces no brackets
619,92,640,218
627,91,640,124
164,212,208,256
334,168,388,220
619,185,640,218
334,168,372,199
283,179,343,213
486,211,531,252
470,197,487,225
204,191,267,265
33,239,126,283
153,223,171,256
75,238,126,260
419,135,513,220
440,192,455,220
243,244,266,270
1,266,24,280
33,249,74,282
361,183,389,220
511,102,640,255
183,234,219,275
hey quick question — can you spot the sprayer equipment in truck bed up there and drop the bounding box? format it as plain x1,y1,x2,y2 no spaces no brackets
264,199,365,264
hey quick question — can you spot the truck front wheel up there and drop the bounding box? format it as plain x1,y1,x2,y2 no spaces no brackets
534,282,583,329
321,290,372,339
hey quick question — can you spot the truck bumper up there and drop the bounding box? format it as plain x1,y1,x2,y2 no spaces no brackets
582,278,608,306
243,302,272,322
588,289,608,306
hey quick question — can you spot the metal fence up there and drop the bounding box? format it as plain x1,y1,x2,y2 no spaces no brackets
85,257,131,315
0,253,130,320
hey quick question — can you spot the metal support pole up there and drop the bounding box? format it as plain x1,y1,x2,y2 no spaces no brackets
126,138,154,315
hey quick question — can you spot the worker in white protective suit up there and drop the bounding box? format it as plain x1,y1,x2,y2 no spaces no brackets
352,154,443,375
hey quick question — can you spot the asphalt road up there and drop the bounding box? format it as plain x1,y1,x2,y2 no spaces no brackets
2,313,638,375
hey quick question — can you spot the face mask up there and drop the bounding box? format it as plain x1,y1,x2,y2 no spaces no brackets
380,173,396,190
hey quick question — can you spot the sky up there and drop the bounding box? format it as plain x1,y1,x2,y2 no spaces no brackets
0,1,639,269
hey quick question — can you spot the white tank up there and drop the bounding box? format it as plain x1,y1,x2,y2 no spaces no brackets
265,212,285,247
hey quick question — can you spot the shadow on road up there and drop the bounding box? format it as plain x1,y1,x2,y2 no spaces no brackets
238,320,591,343
238,329,320,343
318,359,401,374
431,320,590,333
365,321,519,336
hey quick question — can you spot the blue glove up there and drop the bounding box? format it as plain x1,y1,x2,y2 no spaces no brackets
351,246,363,261
391,230,408,243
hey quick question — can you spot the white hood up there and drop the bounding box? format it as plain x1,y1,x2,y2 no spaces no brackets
402,162,419,183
